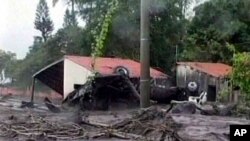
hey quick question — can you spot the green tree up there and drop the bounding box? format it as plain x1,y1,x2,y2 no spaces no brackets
0,49,16,70
35,0,54,42
75,0,192,74
181,0,250,64
149,0,191,73
63,8,78,28
232,52,250,100
0,49,17,79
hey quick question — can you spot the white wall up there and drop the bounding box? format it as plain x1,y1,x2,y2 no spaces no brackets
63,59,93,99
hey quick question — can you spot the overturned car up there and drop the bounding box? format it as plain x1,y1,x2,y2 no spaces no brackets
62,73,188,111
29,55,188,111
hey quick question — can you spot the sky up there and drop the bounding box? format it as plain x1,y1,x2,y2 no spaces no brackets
0,0,207,60
0,0,67,59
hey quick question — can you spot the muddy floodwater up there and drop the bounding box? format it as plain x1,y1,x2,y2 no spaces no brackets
0,94,250,141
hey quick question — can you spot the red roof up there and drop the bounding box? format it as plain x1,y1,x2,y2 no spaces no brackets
65,55,167,78
177,62,232,78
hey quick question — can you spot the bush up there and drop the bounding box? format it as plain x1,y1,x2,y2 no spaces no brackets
232,52,250,101
218,87,230,103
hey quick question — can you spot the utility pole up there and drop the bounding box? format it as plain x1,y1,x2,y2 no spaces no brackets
140,0,150,108
176,45,178,63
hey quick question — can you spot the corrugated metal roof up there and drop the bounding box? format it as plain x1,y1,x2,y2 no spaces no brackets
177,62,232,78
65,55,167,78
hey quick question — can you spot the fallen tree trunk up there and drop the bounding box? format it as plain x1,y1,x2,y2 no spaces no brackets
123,76,140,101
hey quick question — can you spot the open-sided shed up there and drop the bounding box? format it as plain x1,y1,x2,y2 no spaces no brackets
31,55,168,100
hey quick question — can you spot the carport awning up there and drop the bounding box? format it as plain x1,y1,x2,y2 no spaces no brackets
33,59,64,95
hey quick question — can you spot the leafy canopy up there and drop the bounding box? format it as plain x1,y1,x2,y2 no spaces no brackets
232,52,250,100
35,0,54,42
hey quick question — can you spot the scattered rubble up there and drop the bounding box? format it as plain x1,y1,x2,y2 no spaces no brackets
44,97,61,113
0,106,181,141
0,115,86,141
112,107,182,141
168,100,238,117
62,74,140,111
1,74,250,141
1,102,250,141
1,93,250,141
61,74,186,112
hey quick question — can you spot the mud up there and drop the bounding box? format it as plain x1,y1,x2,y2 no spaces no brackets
172,114,250,141
0,95,250,141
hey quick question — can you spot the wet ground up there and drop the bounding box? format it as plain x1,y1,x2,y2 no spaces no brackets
0,95,140,141
0,94,250,141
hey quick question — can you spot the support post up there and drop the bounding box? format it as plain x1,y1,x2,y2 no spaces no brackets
140,0,151,108
30,77,36,103
176,45,178,63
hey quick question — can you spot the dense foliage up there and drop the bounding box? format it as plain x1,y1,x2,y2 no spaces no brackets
232,52,250,100
0,49,17,77
181,0,250,63
2,0,250,91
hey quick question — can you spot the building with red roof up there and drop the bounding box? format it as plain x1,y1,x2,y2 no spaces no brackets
65,55,167,78
176,62,232,101
32,55,168,99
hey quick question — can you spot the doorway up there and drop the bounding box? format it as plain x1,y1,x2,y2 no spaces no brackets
207,85,216,101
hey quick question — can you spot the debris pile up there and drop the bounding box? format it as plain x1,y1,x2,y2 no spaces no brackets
112,106,182,140
61,74,186,112
1,101,250,141
0,106,182,141
76,106,183,140
63,74,140,111
0,115,86,141
233,103,250,119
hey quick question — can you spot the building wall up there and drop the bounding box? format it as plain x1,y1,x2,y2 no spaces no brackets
176,64,229,101
176,65,212,90
64,59,93,99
